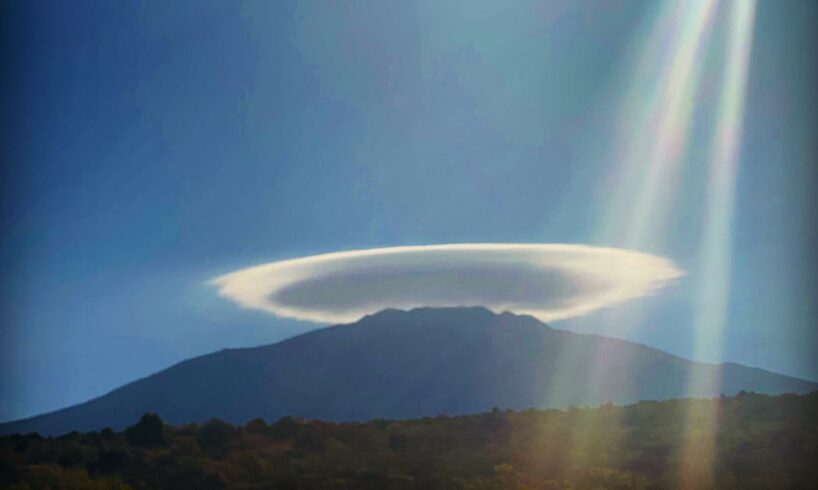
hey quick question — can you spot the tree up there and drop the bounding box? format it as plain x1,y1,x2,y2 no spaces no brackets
269,415,301,440
197,419,233,457
245,418,267,435
125,413,165,447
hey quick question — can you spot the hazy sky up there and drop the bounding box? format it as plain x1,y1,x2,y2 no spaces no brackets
1,0,816,422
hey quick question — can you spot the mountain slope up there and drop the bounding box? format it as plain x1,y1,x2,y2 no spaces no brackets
2,307,815,435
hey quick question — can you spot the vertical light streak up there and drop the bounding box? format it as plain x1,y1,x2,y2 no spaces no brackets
587,0,717,348
621,0,718,251
597,0,718,252
681,1,757,487
547,2,720,473
587,0,717,344
691,0,756,379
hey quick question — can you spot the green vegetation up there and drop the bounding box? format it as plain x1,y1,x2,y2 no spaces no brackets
2,391,816,489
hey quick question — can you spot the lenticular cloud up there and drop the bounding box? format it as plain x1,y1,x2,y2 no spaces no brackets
210,244,684,324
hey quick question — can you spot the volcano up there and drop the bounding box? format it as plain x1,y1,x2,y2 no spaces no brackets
2,307,814,436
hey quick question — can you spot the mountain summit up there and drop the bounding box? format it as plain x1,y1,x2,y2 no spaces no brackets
2,307,814,435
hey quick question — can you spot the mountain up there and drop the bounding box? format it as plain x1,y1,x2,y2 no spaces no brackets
2,307,815,435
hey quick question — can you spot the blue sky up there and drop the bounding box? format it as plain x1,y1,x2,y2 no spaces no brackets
1,0,816,422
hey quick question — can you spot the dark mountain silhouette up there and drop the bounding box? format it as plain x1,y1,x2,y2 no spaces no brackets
2,307,815,435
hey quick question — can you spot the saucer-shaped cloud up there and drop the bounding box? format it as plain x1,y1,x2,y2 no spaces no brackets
210,244,684,324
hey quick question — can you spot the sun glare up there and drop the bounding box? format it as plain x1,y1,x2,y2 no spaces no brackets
561,1,759,485
681,1,757,487
597,0,718,252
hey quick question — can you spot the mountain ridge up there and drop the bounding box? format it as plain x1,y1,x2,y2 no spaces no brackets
2,306,815,436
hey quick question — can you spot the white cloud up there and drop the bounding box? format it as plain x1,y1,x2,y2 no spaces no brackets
209,243,684,324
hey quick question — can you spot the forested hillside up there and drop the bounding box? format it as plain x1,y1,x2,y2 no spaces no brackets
2,391,816,489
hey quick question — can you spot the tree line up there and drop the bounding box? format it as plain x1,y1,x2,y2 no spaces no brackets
1,391,816,489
